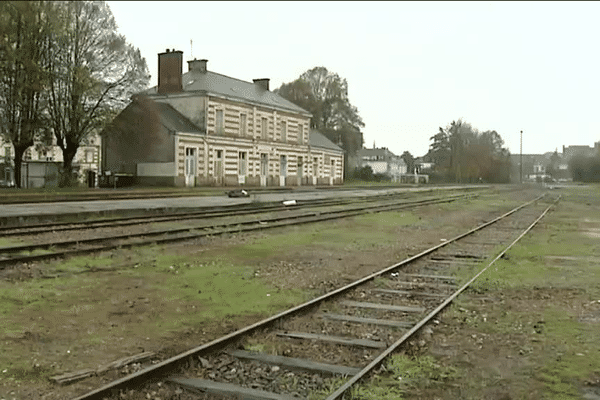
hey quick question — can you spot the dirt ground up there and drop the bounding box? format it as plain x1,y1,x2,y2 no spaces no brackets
0,186,546,400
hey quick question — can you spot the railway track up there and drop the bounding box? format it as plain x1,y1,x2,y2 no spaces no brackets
0,184,477,205
68,192,558,400
0,189,463,236
0,192,476,268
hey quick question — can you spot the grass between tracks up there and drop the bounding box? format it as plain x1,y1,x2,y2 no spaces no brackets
350,185,600,400
0,209,421,395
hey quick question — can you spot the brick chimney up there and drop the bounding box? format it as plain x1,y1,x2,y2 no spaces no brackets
188,59,208,72
158,49,183,94
253,78,270,91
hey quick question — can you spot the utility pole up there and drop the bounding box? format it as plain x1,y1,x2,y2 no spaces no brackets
520,130,523,184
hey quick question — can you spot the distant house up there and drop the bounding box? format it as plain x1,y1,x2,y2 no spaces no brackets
0,134,100,188
510,153,555,182
100,50,344,187
358,147,407,182
414,155,434,173
562,143,599,160
0,143,14,186
508,142,600,183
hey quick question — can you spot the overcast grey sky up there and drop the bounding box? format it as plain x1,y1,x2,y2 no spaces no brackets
106,1,600,158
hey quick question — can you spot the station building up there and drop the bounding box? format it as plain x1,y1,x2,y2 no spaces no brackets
100,50,344,187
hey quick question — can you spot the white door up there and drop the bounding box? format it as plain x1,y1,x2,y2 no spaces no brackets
279,155,287,186
185,148,196,187
238,152,247,185
214,150,224,185
297,156,303,186
329,159,335,185
260,153,268,186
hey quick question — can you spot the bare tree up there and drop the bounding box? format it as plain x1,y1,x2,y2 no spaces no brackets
47,1,149,186
0,1,55,187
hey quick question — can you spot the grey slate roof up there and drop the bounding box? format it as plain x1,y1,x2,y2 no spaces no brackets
309,129,343,152
154,101,203,134
144,70,310,116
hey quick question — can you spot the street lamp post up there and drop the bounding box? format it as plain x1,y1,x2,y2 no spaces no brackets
519,130,523,184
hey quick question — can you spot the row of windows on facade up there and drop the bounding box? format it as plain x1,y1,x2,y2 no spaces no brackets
184,148,336,177
362,155,384,161
362,155,403,162
1,147,96,163
214,111,305,144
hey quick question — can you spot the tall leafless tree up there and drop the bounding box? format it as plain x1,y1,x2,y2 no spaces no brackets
0,1,56,187
47,1,149,186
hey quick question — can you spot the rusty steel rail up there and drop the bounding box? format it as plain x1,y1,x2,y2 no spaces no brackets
325,195,560,399
71,193,547,400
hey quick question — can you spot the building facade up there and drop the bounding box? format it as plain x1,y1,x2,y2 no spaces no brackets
101,50,344,187
508,142,600,183
358,147,407,182
0,135,100,188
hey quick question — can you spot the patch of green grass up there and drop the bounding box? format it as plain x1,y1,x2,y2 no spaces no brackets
0,238,27,248
372,276,391,288
0,279,66,323
150,256,304,326
244,343,265,353
386,354,459,387
534,305,600,399
308,376,349,400
50,255,115,273
465,215,600,294
221,211,421,262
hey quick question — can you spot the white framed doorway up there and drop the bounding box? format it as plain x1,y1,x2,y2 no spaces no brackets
184,147,197,187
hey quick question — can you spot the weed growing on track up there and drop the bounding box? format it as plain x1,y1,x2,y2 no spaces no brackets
308,376,349,399
317,355,457,400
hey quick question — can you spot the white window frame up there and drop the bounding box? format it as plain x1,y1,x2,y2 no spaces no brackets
185,147,197,177
216,110,224,135
298,124,303,144
214,149,224,177
281,121,287,143
260,153,268,176
239,113,247,137
261,117,268,140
